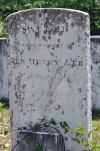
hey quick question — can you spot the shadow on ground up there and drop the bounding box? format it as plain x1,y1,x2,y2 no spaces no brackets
92,108,100,120
0,97,9,108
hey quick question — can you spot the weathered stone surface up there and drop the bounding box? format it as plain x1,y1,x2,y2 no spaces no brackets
7,8,91,151
0,38,8,98
91,36,100,109
18,127,65,151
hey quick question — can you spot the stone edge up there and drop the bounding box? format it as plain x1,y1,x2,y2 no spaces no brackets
6,8,89,20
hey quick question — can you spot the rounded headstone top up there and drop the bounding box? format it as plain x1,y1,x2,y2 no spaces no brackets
7,8,89,37
7,8,89,20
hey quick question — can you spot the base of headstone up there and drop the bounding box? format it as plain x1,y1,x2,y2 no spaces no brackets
17,127,65,151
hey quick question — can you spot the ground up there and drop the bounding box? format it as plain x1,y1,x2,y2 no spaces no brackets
92,109,100,151
0,101,100,151
0,101,11,151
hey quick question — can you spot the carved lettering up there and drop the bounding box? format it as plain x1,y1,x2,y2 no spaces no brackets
21,25,69,35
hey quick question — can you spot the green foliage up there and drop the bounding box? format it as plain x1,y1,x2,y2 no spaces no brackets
26,117,91,151
0,0,100,37
0,102,10,150
34,143,43,151
73,0,100,35
0,97,9,108
32,122,41,131
50,118,57,125
92,109,100,151
60,121,69,133
92,108,100,120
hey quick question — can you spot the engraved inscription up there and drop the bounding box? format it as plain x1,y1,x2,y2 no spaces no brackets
21,25,68,34
10,58,83,67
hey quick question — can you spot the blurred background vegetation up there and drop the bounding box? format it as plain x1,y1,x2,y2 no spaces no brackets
0,0,100,37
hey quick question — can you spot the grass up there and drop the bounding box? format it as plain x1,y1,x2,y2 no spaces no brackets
0,99,11,151
92,109,100,151
0,100,100,151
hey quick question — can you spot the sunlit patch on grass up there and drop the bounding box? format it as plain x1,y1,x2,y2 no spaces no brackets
92,109,100,151
0,101,11,151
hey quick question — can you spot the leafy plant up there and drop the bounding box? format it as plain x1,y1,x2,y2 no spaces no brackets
17,117,91,151
34,143,43,151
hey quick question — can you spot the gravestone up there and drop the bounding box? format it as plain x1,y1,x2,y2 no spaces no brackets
0,38,8,98
90,36,100,109
7,8,91,151
18,127,65,151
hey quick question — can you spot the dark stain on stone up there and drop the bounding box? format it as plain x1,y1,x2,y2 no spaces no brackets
50,52,53,56
47,61,50,66
59,31,64,36
35,32,39,38
15,91,19,99
47,44,50,48
27,44,31,50
73,13,87,30
71,22,74,27
58,39,61,43
49,99,54,106
20,50,24,55
84,32,89,38
62,111,64,115
55,104,61,111
10,110,13,127
52,46,55,50
55,107,57,110
56,44,59,48
78,88,82,93
77,35,82,43
84,98,87,101
20,108,23,112
68,42,74,50
8,80,11,86
65,137,68,141
58,104,61,109
67,76,72,84
23,112,26,116
81,104,84,110
14,100,18,103
43,30,47,34
48,36,51,40
85,111,87,116
91,65,93,71
22,84,26,89
42,36,47,42
38,13,42,18
43,9,48,14
22,97,25,100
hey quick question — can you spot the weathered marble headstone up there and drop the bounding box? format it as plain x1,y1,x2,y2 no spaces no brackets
18,127,65,151
0,38,8,98
91,36,100,109
7,8,91,151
